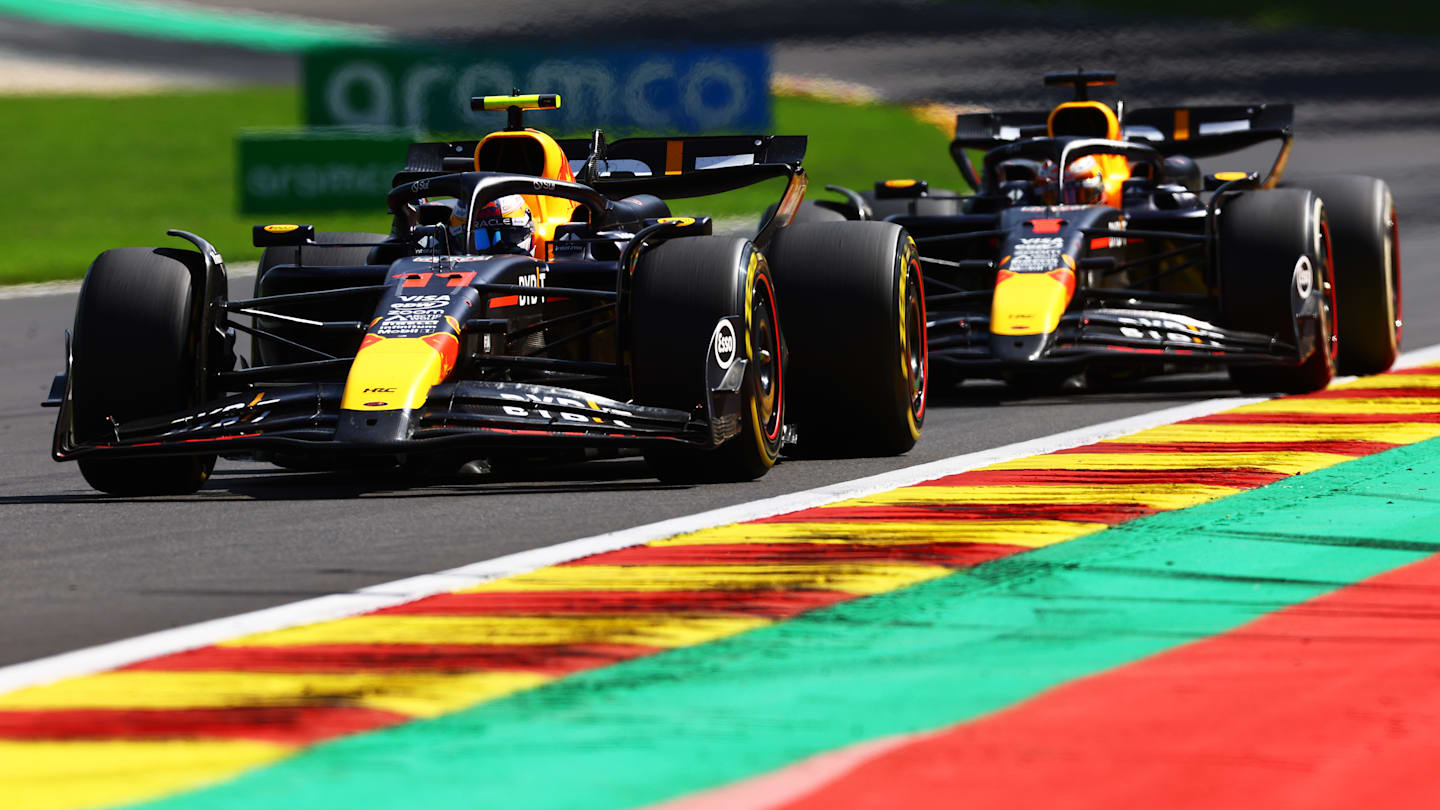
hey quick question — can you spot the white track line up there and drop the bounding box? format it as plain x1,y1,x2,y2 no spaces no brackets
2,343,1438,695
0,263,257,301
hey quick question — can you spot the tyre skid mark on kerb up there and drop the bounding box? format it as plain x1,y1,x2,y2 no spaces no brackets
5,348,1440,809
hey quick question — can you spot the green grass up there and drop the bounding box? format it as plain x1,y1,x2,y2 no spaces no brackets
0,88,963,284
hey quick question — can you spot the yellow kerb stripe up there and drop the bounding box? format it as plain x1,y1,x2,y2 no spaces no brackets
1331,374,1440,389
981,451,1348,474
1232,398,1440,415
0,739,291,810
651,520,1105,548
460,563,954,595
0,670,548,719
224,615,769,650
828,484,1245,510
1114,423,1440,444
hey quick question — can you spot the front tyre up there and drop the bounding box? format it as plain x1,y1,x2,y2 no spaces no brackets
631,236,784,482
1291,176,1401,375
1220,189,1336,394
766,221,926,455
71,248,213,495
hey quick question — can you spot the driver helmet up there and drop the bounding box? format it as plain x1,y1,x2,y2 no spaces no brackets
1063,155,1106,205
451,194,534,254
1033,159,1060,205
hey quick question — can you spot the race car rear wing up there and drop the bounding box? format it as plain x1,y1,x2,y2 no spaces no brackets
397,135,806,199
950,103,1294,189
397,133,808,247
1121,104,1293,158
557,134,807,199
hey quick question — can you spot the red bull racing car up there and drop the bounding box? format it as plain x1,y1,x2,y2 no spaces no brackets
802,71,1401,393
43,94,926,495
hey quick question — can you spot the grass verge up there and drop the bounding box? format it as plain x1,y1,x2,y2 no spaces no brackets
0,89,963,285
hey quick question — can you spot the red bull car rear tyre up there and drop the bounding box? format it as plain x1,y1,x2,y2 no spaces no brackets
767,220,926,456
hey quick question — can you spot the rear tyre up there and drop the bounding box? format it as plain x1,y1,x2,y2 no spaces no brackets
1220,189,1336,394
253,231,386,295
1289,176,1400,375
862,189,965,219
766,221,926,455
253,231,387,366
71,248,213,495
631,236,783,482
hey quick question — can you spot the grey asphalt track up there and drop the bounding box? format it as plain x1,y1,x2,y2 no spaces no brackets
1,2,1437,668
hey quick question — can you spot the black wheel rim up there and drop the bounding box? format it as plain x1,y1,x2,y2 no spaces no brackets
1319,216,1338,368
903,264,926,420
1387,196,1403,345
751,276,781,442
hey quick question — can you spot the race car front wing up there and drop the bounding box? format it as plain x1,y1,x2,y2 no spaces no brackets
49,316,751,462
926,307,1317,374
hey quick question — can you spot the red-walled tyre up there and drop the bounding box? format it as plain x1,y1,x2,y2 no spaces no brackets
1221,189,1336,394
1289,176,1401,375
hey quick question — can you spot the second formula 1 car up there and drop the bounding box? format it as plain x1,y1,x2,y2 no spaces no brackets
802,71,1401,393
44,94,926,495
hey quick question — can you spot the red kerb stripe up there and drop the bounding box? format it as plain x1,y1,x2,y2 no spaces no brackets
0,706,406,745
1051,440,1394,455
916,469,1289,488
569,542,1029,568
763,504,1157,525
378,590,851,618
125,643,661,676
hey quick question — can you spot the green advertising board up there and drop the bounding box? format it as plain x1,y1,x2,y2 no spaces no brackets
302,44,771,136
239,43,769,213
237,128,414,214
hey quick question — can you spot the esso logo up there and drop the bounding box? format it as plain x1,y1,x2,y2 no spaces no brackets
713,320,737,369
1293,255,1314,298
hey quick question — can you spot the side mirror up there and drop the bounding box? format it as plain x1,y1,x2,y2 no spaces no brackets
417,203,453,226
1158,155,1201,190
252,223,315,247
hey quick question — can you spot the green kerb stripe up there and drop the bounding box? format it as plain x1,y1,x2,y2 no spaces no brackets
135,438,1440,810
0,0,389,51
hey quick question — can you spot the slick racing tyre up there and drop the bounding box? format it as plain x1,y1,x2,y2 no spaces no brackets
253,231,387,294
71,248,214,495
1220,189,1337,394
632,236,784,483
253,231,387,366
766,220,926,455
1288,176,1401,375
862,188,965,220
